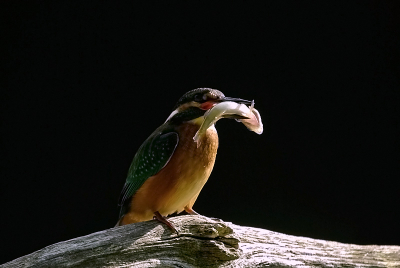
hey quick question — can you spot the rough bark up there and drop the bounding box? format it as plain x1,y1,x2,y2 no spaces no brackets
1,215,399,268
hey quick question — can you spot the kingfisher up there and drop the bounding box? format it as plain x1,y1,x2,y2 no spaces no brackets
116,88,252,231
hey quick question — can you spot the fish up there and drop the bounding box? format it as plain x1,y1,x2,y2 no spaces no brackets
193,100,263,146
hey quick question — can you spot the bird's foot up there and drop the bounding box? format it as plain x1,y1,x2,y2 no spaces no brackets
184,206,200,215
153,211,178,233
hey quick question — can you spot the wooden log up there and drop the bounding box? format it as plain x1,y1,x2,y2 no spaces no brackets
1,215,399,267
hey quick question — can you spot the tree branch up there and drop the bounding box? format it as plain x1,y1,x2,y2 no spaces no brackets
2,215,399,267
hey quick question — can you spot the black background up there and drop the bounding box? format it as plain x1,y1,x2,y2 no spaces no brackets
1,1,399,264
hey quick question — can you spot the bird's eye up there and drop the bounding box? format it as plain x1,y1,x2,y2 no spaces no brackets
194,94,207,102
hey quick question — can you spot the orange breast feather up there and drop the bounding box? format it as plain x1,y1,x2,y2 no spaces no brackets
120,122,218,224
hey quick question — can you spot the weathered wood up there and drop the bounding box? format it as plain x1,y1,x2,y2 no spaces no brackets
2,215,399,267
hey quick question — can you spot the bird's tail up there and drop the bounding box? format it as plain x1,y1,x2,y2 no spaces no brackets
114,217,123,227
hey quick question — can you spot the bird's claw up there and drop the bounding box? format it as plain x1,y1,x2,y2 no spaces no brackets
153,211,178,233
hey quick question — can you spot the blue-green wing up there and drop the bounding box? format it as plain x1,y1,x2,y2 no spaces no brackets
118,128,179,217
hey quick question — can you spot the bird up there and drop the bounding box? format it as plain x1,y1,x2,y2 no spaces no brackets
116,88,251,231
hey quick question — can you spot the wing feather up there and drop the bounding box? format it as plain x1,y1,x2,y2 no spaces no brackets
118,128,179,218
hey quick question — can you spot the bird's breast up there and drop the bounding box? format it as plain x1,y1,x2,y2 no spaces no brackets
177,122,218,169
128,122,219,219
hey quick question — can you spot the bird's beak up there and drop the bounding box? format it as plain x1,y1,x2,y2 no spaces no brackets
200,96,252,110
218,96,252,119
219,96,252,105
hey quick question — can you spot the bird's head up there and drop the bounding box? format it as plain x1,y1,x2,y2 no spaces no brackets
166,88,251,124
